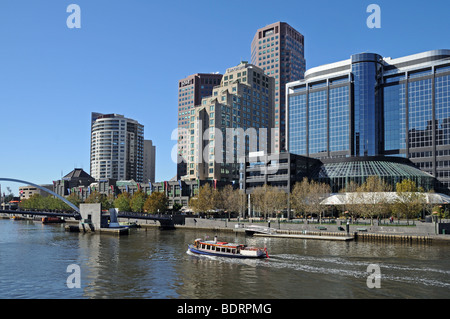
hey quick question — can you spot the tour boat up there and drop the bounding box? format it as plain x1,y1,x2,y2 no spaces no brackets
188,237,269,259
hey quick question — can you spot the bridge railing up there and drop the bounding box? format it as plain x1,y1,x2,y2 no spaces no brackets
117,211,173,220
0,209,80,219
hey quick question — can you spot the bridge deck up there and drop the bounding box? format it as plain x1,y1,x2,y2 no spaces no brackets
0,209,79,219
0,210,180,228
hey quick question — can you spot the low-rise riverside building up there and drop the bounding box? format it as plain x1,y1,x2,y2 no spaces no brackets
53,168,233,209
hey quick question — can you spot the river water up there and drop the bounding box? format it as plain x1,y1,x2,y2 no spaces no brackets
0,219,449,300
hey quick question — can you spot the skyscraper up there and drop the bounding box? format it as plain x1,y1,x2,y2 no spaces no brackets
251,22,306,152
286,49,450,192
177,73,223,178
185,61,274,182
90,112,144,182
143,140,156,183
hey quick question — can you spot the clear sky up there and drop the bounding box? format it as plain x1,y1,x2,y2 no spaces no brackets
0,0,449,196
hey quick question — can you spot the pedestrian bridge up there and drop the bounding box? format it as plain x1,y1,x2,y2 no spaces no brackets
0,178,80,212
0,178,183,229
0,208,182,229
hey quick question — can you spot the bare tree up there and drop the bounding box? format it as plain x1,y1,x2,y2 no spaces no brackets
189,184,217,216
356,176,392,225
251,185,270,220
339,180,360,221
290,178,310,218
217,185,241,218
393,179,425,225
308,180,332,224
290,178,331,223
250,185,287,220
266,186,287,219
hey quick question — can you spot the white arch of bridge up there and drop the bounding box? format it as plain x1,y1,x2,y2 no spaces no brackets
0,178,80,213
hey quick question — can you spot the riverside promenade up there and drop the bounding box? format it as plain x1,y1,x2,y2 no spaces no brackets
3,212,449,244
165,217,450,244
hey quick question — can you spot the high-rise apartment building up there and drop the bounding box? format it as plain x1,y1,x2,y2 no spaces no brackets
90,112,144,182
286,50,450,192
185,61,275,182
251,21,306,152
177,73,223,178
143,140,156,183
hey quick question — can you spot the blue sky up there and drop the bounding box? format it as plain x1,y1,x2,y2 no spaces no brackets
0,0,449,195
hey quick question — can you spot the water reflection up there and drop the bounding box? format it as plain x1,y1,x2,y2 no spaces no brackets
1,220,449,299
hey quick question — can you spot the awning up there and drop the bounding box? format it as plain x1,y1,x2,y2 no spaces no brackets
321,192,450,205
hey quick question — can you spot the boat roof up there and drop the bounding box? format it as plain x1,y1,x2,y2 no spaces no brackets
197,240,241,247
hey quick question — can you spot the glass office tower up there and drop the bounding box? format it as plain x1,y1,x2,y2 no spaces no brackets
287,50,450,192
351,53,384,157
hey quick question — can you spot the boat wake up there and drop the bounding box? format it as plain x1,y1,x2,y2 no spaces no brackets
186,248,450,289
266,254,450,289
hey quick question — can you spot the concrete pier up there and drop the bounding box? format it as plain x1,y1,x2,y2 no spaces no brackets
355,232,433,244
64,204,131,235
254,232,354,241
174,217,450,244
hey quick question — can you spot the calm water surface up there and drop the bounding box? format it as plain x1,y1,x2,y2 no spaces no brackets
0,219,449,299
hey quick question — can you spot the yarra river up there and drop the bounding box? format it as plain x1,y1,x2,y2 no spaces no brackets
0,219,449,299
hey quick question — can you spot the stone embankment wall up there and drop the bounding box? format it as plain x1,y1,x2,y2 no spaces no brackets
180,217,440,236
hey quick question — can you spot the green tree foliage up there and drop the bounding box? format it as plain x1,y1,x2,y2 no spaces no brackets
19,194,76,212
67,193,82,208
114,192,131,212
85,191,114,210
172,203,182,212
130,191,147,213
144,192,168,214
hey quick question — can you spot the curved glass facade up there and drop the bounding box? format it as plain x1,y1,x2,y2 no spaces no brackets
287,50,450,193
351,53,383,157
313,158,436,193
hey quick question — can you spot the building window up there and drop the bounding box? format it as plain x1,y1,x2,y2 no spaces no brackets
408,79,433,149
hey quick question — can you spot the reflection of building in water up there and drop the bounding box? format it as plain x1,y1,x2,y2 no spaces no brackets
287,50,450,193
